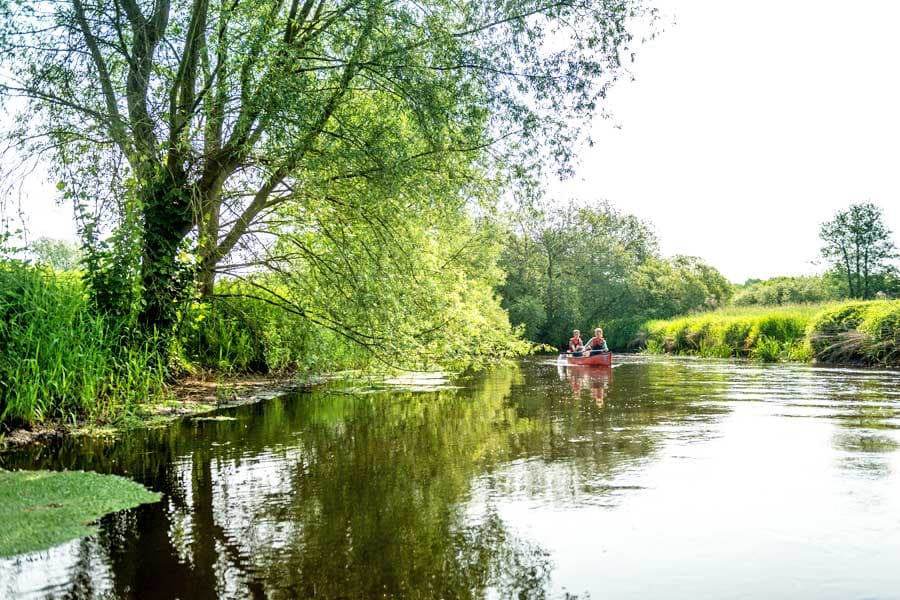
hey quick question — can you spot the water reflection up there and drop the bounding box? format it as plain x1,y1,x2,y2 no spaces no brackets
2,357,900,599
557,365,611,405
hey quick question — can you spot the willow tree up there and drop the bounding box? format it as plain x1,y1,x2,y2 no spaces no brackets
0,0,648,335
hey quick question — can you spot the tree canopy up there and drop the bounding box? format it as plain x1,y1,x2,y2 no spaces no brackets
498,201,732,349
0,0,651,351
819,202,897,300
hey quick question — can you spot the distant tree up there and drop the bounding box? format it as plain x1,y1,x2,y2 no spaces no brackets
819,202,897,299
27,237,82,271
498,202,731,347
731,275,842,306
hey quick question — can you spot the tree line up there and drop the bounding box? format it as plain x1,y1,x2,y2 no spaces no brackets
497,201,733,349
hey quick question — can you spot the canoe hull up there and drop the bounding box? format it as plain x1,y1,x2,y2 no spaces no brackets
559,351,612,367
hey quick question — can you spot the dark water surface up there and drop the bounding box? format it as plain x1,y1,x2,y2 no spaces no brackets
3,356,900,599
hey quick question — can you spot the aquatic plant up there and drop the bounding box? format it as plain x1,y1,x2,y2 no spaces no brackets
0,469,160,557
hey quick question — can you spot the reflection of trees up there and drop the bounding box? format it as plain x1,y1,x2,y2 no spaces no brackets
229,369,552,598
2,359,733,598
491,358,731,506
3,367,556,598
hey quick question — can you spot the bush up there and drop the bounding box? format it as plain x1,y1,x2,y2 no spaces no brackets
178,289,371,375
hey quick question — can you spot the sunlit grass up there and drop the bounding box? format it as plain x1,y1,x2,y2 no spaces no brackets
638,300,900,365
0,262,168,426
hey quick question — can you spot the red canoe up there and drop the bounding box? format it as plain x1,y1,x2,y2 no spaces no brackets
559,351,613,367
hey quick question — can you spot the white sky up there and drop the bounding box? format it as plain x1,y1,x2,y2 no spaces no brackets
548,0,900,282
5,0,900,282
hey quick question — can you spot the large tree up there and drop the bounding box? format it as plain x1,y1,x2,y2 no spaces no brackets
0,0,649,334
819,202,897,299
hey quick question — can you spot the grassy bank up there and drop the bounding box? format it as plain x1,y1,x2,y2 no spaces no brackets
0,263,168,426
1,259,530,431
0,263,389,430
635,301,900,365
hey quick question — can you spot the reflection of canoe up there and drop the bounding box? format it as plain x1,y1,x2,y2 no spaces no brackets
558,351,612,367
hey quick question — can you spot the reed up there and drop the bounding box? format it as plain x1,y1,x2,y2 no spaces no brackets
0,262,168,426
638,303,836,360
638,300,900,366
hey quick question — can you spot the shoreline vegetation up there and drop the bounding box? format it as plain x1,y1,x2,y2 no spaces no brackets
630,300,900,366
0,259,526,443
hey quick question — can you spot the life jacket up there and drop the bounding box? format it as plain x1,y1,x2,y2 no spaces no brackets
588,336,605,349
568,336,583,351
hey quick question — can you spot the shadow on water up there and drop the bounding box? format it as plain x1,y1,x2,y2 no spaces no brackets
2,356,899,598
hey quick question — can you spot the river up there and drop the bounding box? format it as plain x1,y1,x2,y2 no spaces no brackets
2,356,900,599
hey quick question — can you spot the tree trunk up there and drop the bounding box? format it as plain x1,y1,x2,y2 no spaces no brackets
863,247,870,299
137,174,194,331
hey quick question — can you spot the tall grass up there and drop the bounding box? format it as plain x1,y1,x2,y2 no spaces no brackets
640,303,829,358
637,300,900,365
0,262,167,426
808,300,900,365
635,304,821,361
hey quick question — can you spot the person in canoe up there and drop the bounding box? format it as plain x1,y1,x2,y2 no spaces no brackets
567,329,584,353
584,327,608,353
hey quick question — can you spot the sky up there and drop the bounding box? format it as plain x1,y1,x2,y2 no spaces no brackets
547,0,900,282
4,0,900,282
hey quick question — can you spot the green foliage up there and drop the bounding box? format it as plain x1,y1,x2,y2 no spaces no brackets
507,296,547,342
732,275,842,306
807,300,900,365
78,206,142,324
643,339,665,354
750,336,784,362
698,340,735,358
0,261,168,426
639,304,828,359
25,237,82,271
0,470,160,557
638,301,900,365
178,287,371,375
819,202,898,299
1,0,649,334
499,202,732,350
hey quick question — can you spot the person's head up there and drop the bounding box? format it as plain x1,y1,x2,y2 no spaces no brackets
573,329,580,337
595,327,603,337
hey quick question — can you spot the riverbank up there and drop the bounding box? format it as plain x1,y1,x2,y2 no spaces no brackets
1,260,527,433
633,300,900,365
1,374,321,449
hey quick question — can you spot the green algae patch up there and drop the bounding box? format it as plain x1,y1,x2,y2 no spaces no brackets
0,470,161,557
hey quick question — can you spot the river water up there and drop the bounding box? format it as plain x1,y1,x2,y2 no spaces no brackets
2,356,900,599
